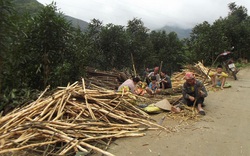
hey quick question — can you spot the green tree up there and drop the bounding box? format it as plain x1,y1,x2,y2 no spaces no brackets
147,30,186,74
189,21,212,64
149,30,167,65
210,18,230,57
187,2,250,65
99,24,130,70
239,16,250,59
0,0,42,111
126,18,152,74
0,0,14,92
85,19,104,69
70,27,89,77
164,32,185,72
225,2,250,59
18,3,83,89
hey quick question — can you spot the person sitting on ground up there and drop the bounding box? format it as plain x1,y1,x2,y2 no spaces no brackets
182,72,208,115
146,66,160,85
209,65,228,90
118,77,141,94
146,76,161,95
142,67,151,81
160,70,172,89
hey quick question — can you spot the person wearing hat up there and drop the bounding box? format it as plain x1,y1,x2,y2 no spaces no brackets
182,72,208,115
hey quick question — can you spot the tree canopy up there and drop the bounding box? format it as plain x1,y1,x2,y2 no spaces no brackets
188,2,250,65
0,1,250,111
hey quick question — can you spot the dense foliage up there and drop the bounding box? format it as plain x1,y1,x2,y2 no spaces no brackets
18,4,86,89
0,0,250,111
188,2,250,65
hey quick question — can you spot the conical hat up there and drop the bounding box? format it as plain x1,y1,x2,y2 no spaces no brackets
154,98,172,110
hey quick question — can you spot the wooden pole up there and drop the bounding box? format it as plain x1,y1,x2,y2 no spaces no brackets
159,61,163,75
130,53,137,77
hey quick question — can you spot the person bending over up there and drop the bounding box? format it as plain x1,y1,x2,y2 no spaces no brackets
118,77,141,94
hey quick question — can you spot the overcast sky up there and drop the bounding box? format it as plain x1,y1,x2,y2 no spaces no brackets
36,0,250,29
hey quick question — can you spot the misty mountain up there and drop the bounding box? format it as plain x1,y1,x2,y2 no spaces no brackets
157,25,192,39
13,0,89,30
13,0,44,15
13,0,191,38
63,15,89,31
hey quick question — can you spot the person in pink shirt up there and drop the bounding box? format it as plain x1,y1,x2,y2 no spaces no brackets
118,77,141,94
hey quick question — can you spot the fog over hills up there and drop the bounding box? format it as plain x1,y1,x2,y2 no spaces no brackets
14,0,191,38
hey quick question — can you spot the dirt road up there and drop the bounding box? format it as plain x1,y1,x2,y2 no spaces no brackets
104,66,250,156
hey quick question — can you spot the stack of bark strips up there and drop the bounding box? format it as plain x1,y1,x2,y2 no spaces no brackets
85,67,131,90
0,79,164,156
194,61,213,81
171,62,212,93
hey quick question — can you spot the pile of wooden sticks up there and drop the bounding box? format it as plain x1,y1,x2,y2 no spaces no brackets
0,79,163,156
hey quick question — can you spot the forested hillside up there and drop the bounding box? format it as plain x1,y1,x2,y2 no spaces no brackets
158,25,192,39
13,0,89,30
13,0,190,37
1,0,250,112
13,0,43,15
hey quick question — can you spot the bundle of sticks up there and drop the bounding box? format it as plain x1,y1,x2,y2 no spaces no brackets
170,62,212,93
194,61,213,82
0,79,163,156
85,67,130,90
